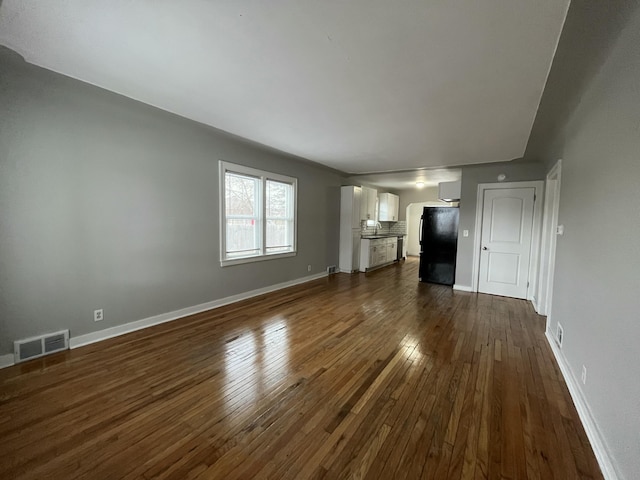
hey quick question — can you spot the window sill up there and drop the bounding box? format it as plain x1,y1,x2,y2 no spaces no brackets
220,251,297,267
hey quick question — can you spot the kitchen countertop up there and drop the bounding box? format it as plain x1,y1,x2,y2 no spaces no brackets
361,234,406,239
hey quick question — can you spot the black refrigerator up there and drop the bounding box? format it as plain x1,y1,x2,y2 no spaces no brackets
419,207,459,285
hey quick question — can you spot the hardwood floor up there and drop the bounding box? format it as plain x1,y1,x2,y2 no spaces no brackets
0,258,602,479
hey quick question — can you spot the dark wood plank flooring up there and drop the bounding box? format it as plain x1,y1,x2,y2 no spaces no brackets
0,258,602,479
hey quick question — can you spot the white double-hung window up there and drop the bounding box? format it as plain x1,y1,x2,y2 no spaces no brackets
220,161,297,266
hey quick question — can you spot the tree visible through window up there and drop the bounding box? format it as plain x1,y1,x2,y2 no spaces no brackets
225,173,260,258
220,162,297,265
266,180,294,253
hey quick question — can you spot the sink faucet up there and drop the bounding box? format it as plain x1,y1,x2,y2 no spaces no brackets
374,221,382,235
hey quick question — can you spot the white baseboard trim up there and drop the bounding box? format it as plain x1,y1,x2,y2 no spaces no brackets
453,284,473,292
531,296,540,313
67,271,328,350
0,354,15,369
544,330,619,480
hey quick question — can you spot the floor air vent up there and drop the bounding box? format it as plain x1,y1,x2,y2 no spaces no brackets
14,330,69,363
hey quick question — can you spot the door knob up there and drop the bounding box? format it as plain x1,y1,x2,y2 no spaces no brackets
482,246,488,250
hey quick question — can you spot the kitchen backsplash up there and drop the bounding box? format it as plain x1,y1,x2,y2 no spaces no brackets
361,220,407,236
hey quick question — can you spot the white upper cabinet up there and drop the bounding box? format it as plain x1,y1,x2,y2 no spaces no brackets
360,187,378,221
342,185,362,229
378,192,399,221
438,180,461,202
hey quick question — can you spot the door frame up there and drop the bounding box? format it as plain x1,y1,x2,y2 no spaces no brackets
471,181,545,300
535,160,562,317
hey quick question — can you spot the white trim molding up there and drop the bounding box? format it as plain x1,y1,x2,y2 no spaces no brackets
536,159,562,317
69,271,327,350
0,271,328,369
545,330,619,480
531,295,539,313
471,180,544,300
453,284,473,292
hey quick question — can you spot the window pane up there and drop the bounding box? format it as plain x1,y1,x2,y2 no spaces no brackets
266,219,292,253
220,161,297,264
266,180,293,252
226,218,259,257
266,180,290,219
226,173,258,216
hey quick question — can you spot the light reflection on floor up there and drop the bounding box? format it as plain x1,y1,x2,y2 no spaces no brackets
402,333,424,361
262,319,289,389
360,299,388,316
223,316,290,415
223,330,257,414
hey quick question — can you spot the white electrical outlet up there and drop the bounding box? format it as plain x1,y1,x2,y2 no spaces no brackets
94,309,104,322
556,323,564,347
307,264,312,272
462,230,469,237
581,365,587,384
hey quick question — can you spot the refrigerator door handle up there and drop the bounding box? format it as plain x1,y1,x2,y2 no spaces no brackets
419,216,424,245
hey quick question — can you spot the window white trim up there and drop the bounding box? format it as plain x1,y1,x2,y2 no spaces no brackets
537,159,562,317
219,161,298,267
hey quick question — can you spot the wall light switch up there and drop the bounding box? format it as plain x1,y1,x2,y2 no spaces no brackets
462,230,469,237
556,224,565,236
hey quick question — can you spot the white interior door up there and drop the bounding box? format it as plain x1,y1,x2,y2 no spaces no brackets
478,188,535,299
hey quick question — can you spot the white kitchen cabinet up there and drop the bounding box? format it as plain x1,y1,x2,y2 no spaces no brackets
339,186,362,273
360,239,373,271
360,236,398,271
370,244,381,266
375,241,387,265
378,193,399,221
342,185,361,229
438,180,461,202
389,236,398,262
360,187,378,221
387,241,396,262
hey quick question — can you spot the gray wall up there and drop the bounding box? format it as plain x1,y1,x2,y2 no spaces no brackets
524,0,639,164
454,160,546,288
0,48,344,356
397,186,440,221
527,2,640,478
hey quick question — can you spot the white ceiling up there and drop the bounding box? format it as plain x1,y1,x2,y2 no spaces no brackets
0,0,569,174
